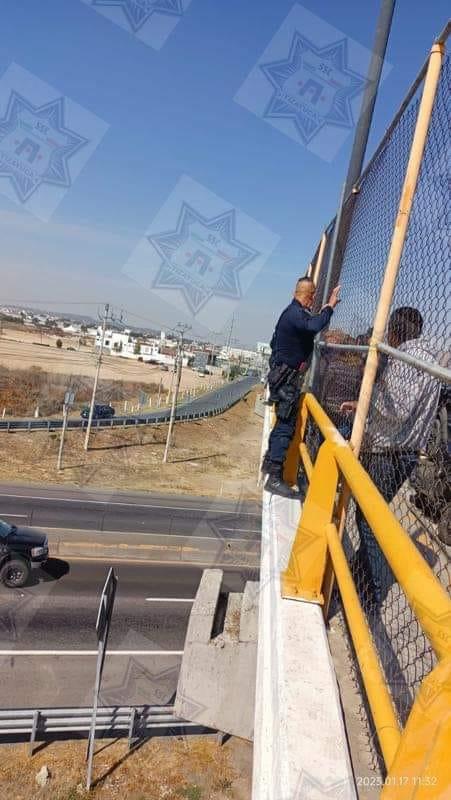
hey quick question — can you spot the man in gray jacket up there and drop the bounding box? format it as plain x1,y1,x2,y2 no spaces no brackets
341,306,441,602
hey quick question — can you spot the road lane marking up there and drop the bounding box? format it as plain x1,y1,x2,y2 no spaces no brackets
65,556,259,568
0,492,259,516
0,513,28,518
44,528,260,541
145,597,194,602
220,527,259,533
0,650,184,656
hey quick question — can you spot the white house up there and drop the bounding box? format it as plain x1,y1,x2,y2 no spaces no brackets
95,328,191,366
257,342,271,356
62,322,82,334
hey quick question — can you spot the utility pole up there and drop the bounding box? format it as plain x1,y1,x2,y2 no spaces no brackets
308,0,396,390
166,362,176,405
163,323,191,463
84,303,109,451
320,0,396,307
224,315,237,381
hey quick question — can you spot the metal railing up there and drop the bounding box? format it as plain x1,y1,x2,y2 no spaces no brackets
0,376,258,431
282,392,451,797
0,705,212,752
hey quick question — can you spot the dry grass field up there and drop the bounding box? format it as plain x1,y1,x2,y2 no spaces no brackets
0,736,252,800
0,324,222,397
0,364,163,417
0,390,263,500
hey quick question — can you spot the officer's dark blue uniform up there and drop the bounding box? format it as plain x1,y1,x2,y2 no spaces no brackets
267,299,333,466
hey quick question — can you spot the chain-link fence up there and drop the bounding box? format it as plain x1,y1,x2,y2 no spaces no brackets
302,30,450,763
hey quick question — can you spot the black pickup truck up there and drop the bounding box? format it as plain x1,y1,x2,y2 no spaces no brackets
0,520,49,588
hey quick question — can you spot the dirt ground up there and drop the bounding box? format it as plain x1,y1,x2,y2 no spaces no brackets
0,326,222,393
0,735,252,800
0,390,263,500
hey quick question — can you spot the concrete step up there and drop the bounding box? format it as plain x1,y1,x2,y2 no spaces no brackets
222,593,242,642
240,581,259,643
175,569,259,741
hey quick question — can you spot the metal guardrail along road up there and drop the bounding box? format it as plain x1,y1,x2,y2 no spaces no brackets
0,377,258,431
0,705,212,750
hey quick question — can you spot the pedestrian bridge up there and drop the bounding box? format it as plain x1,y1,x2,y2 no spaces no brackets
174,389,450,797
252,392,450,799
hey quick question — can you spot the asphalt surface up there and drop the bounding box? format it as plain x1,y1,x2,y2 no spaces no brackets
0,485,262,708
0,559,258,708
0,483,262,538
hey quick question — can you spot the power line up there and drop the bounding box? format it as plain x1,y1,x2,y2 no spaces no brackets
0,299,104,306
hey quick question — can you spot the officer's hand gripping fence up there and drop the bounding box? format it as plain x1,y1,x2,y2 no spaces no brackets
281,392,451,798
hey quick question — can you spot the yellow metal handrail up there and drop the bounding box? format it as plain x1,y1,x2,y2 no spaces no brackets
281,392,451,796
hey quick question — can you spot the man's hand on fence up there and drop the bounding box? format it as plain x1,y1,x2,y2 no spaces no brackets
323,285,341,310
340,400,358,414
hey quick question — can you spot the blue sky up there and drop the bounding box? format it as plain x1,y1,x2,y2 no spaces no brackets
0,0,449,346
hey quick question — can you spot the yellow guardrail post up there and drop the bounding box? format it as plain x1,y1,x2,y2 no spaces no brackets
381,656,451,799
281,439,338,604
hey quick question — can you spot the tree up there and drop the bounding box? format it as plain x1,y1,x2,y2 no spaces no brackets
134,341,141,356
56,339,63,349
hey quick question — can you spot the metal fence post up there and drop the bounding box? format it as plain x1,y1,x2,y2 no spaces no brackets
307,183,347,392
312,231,327,286
29,710,40,757
128,707,136,750
320,41,446,616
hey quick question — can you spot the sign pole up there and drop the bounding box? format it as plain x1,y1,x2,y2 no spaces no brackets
86,567,117,791
57,390,75,472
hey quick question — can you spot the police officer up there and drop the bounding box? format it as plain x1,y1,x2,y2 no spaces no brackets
263,276,341,497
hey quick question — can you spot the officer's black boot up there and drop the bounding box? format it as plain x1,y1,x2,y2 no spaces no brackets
260,451,272,476
264,464,301,499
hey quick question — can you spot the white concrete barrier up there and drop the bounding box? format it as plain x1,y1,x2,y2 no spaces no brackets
252,407,357,800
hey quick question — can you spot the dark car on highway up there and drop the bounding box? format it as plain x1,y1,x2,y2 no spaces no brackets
0,520,49,588
80,404,115,420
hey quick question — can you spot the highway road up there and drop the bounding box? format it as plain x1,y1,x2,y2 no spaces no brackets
0,375,258,430
0,558,258,708
0,483,262,539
